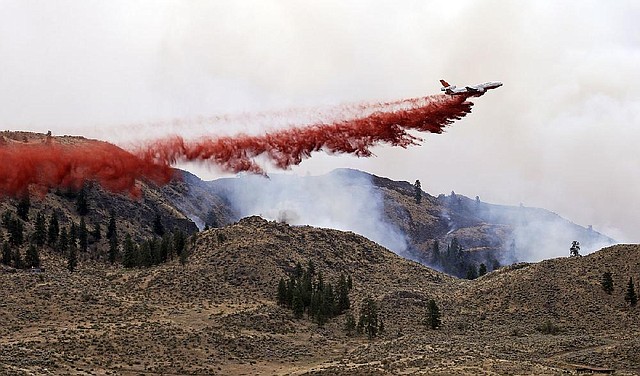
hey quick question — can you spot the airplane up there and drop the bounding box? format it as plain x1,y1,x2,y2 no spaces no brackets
440,79,503,96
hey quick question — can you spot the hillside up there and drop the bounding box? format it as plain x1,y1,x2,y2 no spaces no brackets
0,132,204,268
1,217,638,375
191,168,615,276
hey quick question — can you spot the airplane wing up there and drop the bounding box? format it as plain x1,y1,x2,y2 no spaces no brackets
465,86,481,92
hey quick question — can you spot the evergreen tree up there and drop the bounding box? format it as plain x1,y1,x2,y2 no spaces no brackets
58,227,69,255
318,283,336,326
67,244,77,272
8,217,24,246
152,214,165,236
426,299,441,329
478,263,487,277
13,248,23,269
337,274,351,313
173,229,186,260
92,222,101,241
47,212,59,246
466,264,478,280
16,195,30,221
294,262,303,279
160,233,172,263
292,287,304,319
33,211,47,246
414,180,422,204
357,297,379,339
122,234,137,268
106,211,117,240
601,272,614,294
75,186,89,215
432,240,440,265
179,242,188,266
108,234,119,264
347,274,353,290
277,278,288,306
2,241,11,265
344,313,356,336
625,277,637,307
378,318,384,335
68,222,77,250
139,240,152,267
25,243,40,268
78,218,88,252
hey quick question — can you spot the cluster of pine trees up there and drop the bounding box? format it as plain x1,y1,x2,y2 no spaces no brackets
277,261,352,326
431,238,497,279
121,230,187,268
602,271,638,307
1,188,190,272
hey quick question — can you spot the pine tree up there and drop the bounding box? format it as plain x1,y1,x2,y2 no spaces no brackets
347,274,353,290
33,211,47,246
414,180,422,204
122,234,137,268
426,299,441,329
625,277,637,307
466,264,478,280
68,222,77,250
2,241,12,265
13,248,24,269
478,263,487,277
8,217,24,246
277,278,288,306
160,233,172,263
292,287,304,319
78,218,88,252
139,240,152,268
92,222,101,241
16,195,30,221
108,234,119,264
47,212,59,246
337,274,351,313
58,227,69,255
75,186,89,216
67,244,77,272
432,240,440,265
173,229,186,260
601,272,614,294
179,243,188,266
152,214,165,236
357,297,379,339
25,243,40,268
344,313,356,336
106,211,117,240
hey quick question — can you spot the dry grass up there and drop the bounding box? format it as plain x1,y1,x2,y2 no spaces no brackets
1,217,638,375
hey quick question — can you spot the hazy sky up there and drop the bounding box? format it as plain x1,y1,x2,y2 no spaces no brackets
1,1,639,242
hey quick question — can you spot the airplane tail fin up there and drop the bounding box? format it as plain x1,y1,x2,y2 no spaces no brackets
439,79,450,87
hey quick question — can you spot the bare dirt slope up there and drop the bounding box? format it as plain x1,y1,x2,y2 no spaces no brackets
1,217,638,375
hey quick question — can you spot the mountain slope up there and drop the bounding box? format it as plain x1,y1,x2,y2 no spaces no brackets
190,168,614,276
0,218,637,375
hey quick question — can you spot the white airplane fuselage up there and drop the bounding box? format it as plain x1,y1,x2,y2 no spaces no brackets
440,80,503,96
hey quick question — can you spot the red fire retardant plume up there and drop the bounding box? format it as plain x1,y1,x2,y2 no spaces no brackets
138,94,473,174
0,94,472,197
0,140,173,198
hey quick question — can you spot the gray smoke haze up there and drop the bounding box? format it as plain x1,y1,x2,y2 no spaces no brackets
209,170,409,256
1,1,639,243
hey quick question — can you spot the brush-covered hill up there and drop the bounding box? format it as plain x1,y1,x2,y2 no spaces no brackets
1,216,638,375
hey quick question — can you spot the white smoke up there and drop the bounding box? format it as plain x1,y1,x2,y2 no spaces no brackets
214,170,408,255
